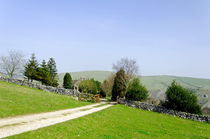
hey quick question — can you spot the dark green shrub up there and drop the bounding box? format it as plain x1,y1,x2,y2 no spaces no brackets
126,78,148,101
79,79,100,95
112,69,127,101
163,80,202,115
99,89,106,98
93,79,106,97
63,73,72,89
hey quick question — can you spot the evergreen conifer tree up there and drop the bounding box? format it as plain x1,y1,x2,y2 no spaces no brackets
111,69,127,101
36,60,51,85
47,58,59,87
63,73,72,89
24,53,39,82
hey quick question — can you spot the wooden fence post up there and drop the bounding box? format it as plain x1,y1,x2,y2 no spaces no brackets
117,96,119,104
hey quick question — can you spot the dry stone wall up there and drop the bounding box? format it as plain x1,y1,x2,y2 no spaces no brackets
119,98,210,123
0,77,80,97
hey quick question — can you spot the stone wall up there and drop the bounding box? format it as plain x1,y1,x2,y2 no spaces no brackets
0,77,80,97
119,98,210,123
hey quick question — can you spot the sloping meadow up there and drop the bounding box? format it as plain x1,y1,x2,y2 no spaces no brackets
0,81,89,118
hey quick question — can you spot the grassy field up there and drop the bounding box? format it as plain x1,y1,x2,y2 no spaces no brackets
8,105,210,139
0,81,89,118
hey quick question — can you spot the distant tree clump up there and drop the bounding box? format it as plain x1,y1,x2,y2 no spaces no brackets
79,79,101,95
163,80,202,115
126,78,148,101
24,54,59,87
111,69,127,101
63,73,72,89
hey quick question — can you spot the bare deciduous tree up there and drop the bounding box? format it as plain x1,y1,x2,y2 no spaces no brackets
0,50,25,79
101,73,115,97
113,58,139,81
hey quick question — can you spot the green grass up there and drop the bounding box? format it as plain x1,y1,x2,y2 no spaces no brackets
0,81,90,118
8,105,210,139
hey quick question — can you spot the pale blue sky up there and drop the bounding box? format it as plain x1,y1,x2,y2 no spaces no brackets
0,0,210,78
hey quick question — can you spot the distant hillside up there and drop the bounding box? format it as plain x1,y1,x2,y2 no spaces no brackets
59,71,210,90
140,76,210,107
58,71,210,107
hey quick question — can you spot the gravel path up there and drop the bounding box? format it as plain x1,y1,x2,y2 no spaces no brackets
0,102,113,138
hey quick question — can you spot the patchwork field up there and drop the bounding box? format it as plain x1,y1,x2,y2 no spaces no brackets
8,105,210,139
0,81,89,118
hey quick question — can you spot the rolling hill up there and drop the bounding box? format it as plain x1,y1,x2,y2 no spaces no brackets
59,71,210,107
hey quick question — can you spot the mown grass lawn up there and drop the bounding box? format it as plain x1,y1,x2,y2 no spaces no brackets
9,105,210,139
0,81,90,118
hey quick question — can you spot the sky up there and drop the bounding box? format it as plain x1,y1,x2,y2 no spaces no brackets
0,0,210,78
